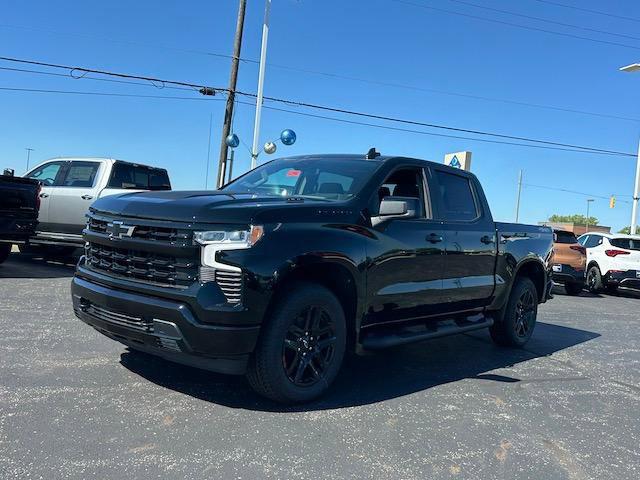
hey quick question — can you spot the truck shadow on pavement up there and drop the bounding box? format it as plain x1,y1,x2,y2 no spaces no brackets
0,252,77,279
119,321,600,412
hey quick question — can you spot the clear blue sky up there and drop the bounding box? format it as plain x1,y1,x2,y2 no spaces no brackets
1,0,639,230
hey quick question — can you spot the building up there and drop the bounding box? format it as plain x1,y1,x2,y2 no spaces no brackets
539,222,611,236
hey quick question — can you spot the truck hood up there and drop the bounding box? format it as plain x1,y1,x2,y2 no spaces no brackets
91,190,350,224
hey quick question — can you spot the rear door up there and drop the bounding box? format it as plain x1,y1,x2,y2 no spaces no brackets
47,161,104,234
430,167,497,313
24,160,67,231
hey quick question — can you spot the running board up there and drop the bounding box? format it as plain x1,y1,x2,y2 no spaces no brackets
360,315,494,350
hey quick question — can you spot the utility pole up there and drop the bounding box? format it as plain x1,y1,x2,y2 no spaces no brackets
217,0,247,189
631,139,640,234
25,147,34,171
515,169,523,222
251,0,272,170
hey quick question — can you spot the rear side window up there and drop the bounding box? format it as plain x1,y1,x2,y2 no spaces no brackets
108,163,171,190
61,162,100,187
610,238,640,251
554,231,577,244
583,235,603,248
434,170,478,221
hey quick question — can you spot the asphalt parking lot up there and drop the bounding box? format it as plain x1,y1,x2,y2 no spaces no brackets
1,251,639,479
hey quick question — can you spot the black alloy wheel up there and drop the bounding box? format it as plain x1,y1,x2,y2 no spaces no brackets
246,283,346,403
282,305,337,387
513,288,535,339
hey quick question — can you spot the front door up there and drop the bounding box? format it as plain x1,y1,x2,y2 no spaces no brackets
24,160,67,232
364,167,447,327
48,161,103,234
431,167,497,313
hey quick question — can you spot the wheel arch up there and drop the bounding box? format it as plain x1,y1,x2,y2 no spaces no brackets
513,259,546,302
265,258,362,348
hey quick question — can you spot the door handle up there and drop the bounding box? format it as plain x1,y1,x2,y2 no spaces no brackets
39,192,49,198
427,233,443,243
81,194,94,200
480,235,494,244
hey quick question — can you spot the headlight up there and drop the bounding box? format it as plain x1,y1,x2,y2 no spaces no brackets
194,225,264,269
194,225,263,246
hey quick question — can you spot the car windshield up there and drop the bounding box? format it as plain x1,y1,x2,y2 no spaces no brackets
610,237,640,251
221,157,380,200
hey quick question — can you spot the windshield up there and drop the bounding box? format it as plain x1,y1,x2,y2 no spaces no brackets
222,157,380,200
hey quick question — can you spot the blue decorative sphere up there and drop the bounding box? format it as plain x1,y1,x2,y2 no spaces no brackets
280,129,297,146
225,133,240,148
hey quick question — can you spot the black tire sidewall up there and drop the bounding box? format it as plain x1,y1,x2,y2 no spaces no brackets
494,277,538,347
250,283,346,403
587,266,603,292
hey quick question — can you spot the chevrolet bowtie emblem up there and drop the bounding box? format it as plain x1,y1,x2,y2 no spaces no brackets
106,221,135,240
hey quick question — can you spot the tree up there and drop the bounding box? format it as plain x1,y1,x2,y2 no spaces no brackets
548,214,599,226
618,226,631,234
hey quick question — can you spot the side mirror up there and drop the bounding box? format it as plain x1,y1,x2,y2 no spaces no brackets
373,196,419,226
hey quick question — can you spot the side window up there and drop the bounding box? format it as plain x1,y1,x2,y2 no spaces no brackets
60,162,101,188
372,168,428,219
434,170,478,221
25,162,64,186
108,163,171,191
584,235,602,248
577,235,588,246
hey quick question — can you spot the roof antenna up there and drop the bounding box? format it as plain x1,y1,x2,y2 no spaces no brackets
366,147,381,160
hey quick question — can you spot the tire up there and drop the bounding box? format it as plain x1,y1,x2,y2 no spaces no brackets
246,283,347,403
605,284,618,295
490,277,538,348
564,282,583,296
0,243,11,264
586,265,603,293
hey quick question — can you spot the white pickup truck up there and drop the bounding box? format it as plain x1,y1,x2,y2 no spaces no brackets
23,157,171,254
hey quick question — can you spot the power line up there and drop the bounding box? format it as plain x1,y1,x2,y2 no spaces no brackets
0,55,635,157
446,0,640,42
0,86,224,101
236,90,636,157
390,0,640,51
524,183,632,203
0,83,631,158
0,65,194,91
0,55,217,92
1,23,637,123
530,0,640,24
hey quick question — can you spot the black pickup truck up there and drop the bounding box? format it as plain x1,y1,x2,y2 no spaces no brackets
0,172,40,263
72,153,553,403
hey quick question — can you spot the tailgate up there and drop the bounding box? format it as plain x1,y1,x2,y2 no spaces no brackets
0,176,40,218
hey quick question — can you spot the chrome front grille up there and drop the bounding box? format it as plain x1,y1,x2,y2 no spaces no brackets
87,216,191,244
214,270,243,304
85,242,197,288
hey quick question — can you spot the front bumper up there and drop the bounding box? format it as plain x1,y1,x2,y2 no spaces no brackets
71,276,261,375
604,270,640,291
552,264,585,286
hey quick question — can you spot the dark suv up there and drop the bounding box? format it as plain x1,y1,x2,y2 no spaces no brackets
72,153,553,403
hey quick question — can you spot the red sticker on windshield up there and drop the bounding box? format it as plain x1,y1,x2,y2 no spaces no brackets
287,169,302,177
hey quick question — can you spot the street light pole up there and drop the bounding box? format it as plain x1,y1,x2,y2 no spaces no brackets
250,0,272,170
631,139,640,234
25,148,34,171
586,199,594,233
619,63,640,234
515,169,523,222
